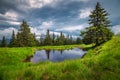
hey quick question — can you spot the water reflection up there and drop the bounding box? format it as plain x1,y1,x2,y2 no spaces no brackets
45,50,51,59
30,48,86,63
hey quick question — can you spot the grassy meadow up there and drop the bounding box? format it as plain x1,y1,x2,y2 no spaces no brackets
0,36,120,80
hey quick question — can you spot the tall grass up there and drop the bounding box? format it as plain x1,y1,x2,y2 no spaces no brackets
0,37,120,80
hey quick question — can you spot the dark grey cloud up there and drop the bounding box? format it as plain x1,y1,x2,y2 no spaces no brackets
0,0,120,39
0,0,28,14
29,1,83,24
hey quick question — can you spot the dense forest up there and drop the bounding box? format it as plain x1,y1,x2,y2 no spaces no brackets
0,2,113,47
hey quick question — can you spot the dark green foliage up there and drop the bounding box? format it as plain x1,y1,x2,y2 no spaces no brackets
16,20,37,47
89,2,110,27
0,36,7,47
39,35,45,46
52,33,55,45
76,37,82,44
59,32,65,45
33,33,39,46
66,36,73,45
65,35,73,45
81,2,113,46
40,31,76,46
55,32,65,45
9,30,16,47
54,35,60,45
53,33,74,45
44,29,52,45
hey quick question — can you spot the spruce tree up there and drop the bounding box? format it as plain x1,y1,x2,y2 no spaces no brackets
65,34,70,45
81,2,113,46
16,20,37,47
89,2,110,27
44,29,52,45
39,34,45,46
69,36,73,45
33,33,39,46
0,36,7,47
59,32,65,45
76,37,82,44
52,33,55,45
9,30,16,47
55,35,60,45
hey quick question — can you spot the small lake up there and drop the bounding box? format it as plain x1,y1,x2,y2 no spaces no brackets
30,48,87,63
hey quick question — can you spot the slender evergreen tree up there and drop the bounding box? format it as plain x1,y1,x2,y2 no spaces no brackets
0,36,7,47
65,34,70,45
33,33,39,46
89,2,111,27
9,30,16,47
55,35,60,45
76,37,82,44
52,33,55,45
44,29,52,45
69,36,73,45
59,32,65,45
39,34,45,46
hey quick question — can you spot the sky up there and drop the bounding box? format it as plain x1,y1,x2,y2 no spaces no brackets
0,0,120,39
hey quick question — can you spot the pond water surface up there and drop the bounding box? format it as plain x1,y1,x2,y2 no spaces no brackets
30,48,86,63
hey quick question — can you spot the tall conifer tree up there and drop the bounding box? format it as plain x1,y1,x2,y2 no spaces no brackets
16,20,37,47
0,36,7,47
9,30,16,47
81,2,113,46
44,29,52,45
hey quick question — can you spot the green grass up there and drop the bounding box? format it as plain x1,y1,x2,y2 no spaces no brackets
0,36,120,80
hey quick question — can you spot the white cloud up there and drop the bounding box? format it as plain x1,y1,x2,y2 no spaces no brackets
30,27,61,39
50,31,60,35
30,21,54,36
27,0,90,9
28,0,57,8
0,20,20,25
40,21,54,30
0,10,19,21
28,0,43,8
0,27,18,39
112,25,120,35
56,23,88,32
6,21,20,25
43,0,55,4
41,21,53,27
79,8,92,19
74,0,89,2
30,27,46,36
5,11,18,20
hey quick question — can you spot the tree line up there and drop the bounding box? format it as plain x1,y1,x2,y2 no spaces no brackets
0,20,82,47
40,29,82,46
0,2,113,47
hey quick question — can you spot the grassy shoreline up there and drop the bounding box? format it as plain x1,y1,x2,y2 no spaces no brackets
0,36,120,80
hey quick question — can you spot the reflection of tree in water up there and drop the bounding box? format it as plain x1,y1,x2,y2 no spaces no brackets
45,49,64,60
60,50,63,55
58,49,63,55
53,49,63,55
53,50,55,54
45,50,51,59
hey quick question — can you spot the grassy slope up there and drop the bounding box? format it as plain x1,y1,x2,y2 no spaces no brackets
0,36,120,80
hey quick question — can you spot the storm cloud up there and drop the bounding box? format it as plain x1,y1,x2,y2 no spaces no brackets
0,0,120,39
